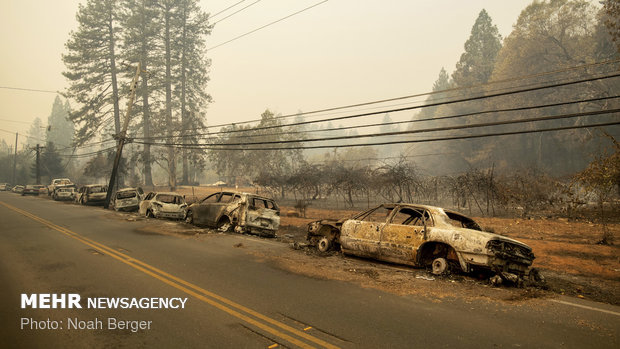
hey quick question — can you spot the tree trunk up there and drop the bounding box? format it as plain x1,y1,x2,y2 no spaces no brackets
164,6,176,189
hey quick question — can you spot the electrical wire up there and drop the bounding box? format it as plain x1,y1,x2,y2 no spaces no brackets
210,0,246,19
136,108,620,147
141,120,620,151
208,0,329,50
161,59,620,135
212,0,262,25
0,86,58,94
133,94,620,141
129,71,620,141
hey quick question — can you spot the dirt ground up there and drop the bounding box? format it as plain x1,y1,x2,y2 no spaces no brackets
141,186,620,305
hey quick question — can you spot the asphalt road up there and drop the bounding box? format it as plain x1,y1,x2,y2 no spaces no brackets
0,192,618,348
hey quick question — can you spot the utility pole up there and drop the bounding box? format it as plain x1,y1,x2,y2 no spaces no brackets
104,63,141,209
12,132,18,185
35,144,41,184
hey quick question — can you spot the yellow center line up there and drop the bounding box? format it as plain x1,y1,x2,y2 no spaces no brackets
1,201,340,349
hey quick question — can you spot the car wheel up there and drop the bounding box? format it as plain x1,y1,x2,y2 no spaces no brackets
185,211,194,224
431,257,449,275
217,217,232,232
146,210,154,218
317,237,332,252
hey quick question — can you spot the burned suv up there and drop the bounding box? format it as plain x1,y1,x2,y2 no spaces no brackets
307,203,535,282
185,191,280,237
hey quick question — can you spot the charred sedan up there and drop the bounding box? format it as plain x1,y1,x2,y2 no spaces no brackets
308,203,535,282
185,191,280,237
22,184,46,196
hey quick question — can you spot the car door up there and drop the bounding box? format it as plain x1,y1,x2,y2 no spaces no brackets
191,193,220,225
379,206,429,265
139,192,155,215
340,205,393,259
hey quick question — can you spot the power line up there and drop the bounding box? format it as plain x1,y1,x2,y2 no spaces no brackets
0,118,32,125
0,86,58,94
151,60,620,136
129,71,620,141
212,0,262,25
208,0,329,50
210,0,246,18
136,108,620,147
133,94,620,141
167,59,620,135
141,121,620,151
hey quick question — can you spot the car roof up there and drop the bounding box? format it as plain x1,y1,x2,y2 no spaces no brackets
154,192,182,196
216,191,275,201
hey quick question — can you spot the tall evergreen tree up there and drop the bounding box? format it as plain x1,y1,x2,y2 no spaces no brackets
173,0,211,184
122,0,162,186
46,96,74,151
63,0,124,145
452,9,502,87
27,117,46,148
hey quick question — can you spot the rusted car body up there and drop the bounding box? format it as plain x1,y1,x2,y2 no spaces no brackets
75,184,108,205
185,191,280,237
110,187,144,212
308,203,535,281
139,192,187,219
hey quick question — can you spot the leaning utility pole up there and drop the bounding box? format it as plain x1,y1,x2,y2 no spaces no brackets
104,63,141,209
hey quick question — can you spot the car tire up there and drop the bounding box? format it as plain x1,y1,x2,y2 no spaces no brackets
185,211,194,224
217,217,232,232
431,257,449,275
146,210,154,218
317,237,332,253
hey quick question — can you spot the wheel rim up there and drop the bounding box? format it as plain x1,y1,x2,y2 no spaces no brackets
217,219,231,232
317,237,331,252
431,257,448,275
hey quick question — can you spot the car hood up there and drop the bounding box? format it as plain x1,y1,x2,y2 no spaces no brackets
431,225,532,251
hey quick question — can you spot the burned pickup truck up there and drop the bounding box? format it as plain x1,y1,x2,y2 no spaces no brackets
307,203,535,282
185,191,280,237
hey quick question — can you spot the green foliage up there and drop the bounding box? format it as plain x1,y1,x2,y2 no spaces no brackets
452,9,502,87
46,96,74,150
63,0,123,145
40,142,66,180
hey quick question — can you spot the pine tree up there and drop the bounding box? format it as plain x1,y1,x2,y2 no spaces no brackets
174,0,211,184
46,96,74,151
452,9,502,87
63,0,124,145
122,0,162,186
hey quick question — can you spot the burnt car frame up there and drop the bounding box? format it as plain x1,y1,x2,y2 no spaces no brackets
75,184,108,205
110,187,144,212
308,203,535,281
139,192,187,219
185,191,280,237
22,184,46,196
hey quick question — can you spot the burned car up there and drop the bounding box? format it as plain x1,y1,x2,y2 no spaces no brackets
110,187,144,212
52,185,76,201
307,203,535,281
75,184,108,205
22,184,46,196
139,192,187,219
185,191,280,237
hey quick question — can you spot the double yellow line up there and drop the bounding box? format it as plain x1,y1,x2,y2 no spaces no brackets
1,201,340,349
